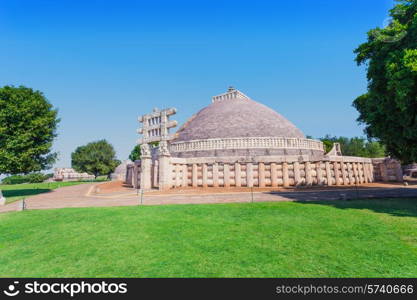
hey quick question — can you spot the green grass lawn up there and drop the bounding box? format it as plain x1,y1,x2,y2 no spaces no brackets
0,181,96,204
0,198,416,277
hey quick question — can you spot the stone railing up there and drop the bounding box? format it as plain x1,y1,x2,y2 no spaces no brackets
170,137,324,153
167,159,374,188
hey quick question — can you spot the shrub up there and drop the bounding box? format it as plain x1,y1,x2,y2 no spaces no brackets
2,175,28,185
1,173,48,184
26,173,47,183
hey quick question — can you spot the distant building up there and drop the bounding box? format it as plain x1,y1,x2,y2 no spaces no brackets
53,168,95,181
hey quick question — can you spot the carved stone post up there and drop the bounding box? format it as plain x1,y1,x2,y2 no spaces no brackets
202,163,208,188
192,163,198,187
271,163,278,187
380,162,388,182
182,165,188,187
333,162,340,186
316,162,324,185
282,162,289,187
158,141,172,191
140,144,152,190
395,163,403,182
247,163,254,188
175,164,181,187
213,163,219,187
293,162,301,186
133,161,139,189
235,163,241,187
224,163,231,188
353,163,359,184
305,162,312,186
325,161,332,186
258,162,265,187
341,162,348,185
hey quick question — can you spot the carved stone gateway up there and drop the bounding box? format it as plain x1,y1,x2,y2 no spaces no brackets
138,107,178,145
137,107,177,190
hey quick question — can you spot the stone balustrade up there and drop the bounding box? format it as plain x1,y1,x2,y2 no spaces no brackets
170,137,324,153
165,158,373,189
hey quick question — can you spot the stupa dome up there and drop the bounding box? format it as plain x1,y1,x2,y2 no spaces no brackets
170,88,324,158
174,88,304,142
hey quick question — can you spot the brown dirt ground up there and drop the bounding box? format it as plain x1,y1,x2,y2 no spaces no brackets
94,180,409,196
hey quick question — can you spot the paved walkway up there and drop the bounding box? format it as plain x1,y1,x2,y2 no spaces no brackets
1,183,417,213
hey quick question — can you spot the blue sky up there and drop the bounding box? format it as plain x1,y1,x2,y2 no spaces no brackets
0,0,395,168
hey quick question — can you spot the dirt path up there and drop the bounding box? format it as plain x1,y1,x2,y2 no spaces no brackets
1,182,417,213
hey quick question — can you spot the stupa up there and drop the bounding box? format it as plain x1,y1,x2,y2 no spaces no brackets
127,88,375,190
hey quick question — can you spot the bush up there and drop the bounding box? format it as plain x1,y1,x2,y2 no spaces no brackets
1,173,48,184
26,173,47,183
1,175,28,185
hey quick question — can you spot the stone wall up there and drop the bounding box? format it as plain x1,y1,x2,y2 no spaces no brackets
126,156,407,190
166,157,373,188
371,158,402,182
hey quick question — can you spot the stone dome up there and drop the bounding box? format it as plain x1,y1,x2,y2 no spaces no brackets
173,89,305,142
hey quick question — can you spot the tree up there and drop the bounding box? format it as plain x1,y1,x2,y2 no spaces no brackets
128,142,159,161
71,140,120,179
353,0,417,163
319,135,386,158
0,85,59,174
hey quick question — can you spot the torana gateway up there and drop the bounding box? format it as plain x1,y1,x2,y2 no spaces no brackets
125,88,400,190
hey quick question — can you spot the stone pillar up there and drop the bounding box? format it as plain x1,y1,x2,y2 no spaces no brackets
353,163,359,184
293,162,301,186
341,162,348,185
333,162,340,186
140,144,152,190
235,163,241,187
174,164,181,187
271,163,278,187
153,160,159,188
362,162,368,183
359,163,364,183
282,162,289,187
395,163,403,182
347,163,354,185
369,163,374,182
316,162,324,185
247,163,254,188
224,163,230,188
133,161,139,189
202,163,208,188
305,162,312,186
158,142,172,191
380,162,388,182
182,165,188,187
258,163,265,187
192,164,198,187
325,161,332,186
213,163,219,187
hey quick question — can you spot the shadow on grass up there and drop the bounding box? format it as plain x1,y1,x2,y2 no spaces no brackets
300,198,417,218
263,187,417,218
3,188,52,199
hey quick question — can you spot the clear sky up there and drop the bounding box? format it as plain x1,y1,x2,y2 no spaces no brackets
0,0,396,169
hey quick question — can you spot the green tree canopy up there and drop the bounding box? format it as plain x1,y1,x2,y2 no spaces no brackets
129,142,159,161
71,140,120,178
319,135,386,158
353,0,417,163
0,85,59,174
